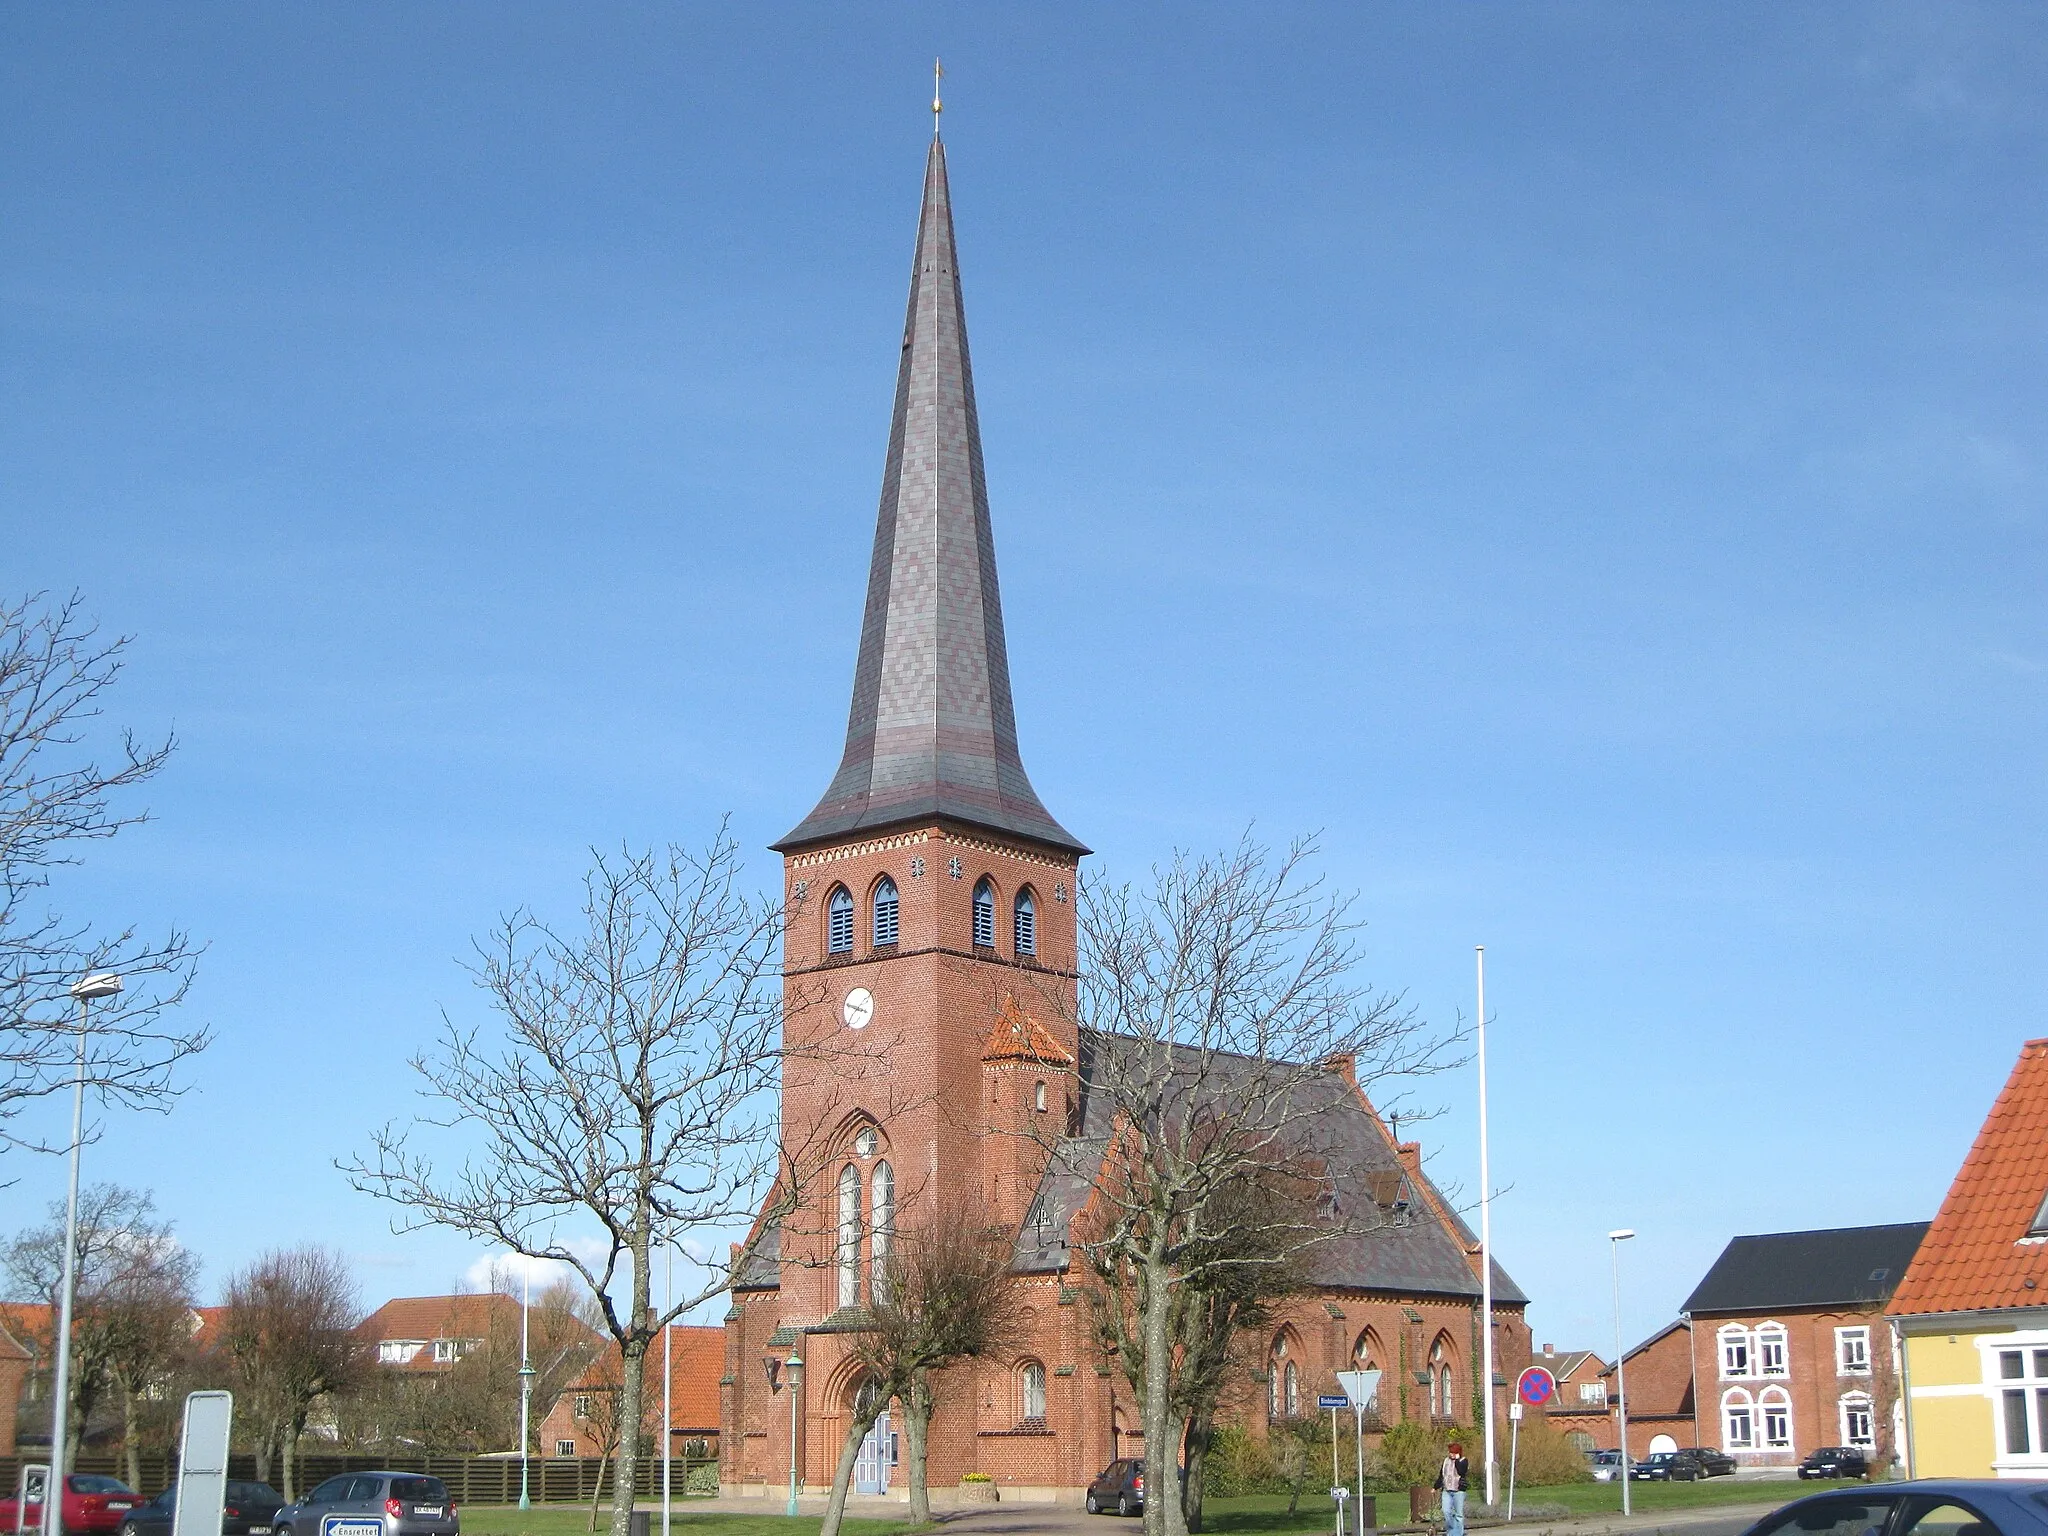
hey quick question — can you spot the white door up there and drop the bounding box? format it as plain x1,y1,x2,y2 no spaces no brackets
855,1412,892,1495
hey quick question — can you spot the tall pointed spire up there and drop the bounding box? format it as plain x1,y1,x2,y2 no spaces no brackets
775,138,1085,856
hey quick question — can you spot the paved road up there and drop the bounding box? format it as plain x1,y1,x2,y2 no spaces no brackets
929,1499,1794,1536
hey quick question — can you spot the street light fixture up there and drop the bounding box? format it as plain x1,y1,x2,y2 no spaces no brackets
518,1266,535,1510
44,972,120,1536
784,1352,804,1518
1609,1230,1635,1518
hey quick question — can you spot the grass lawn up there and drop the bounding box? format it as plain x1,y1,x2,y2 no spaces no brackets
1184,1479,1864,1534
456,1510,916,1536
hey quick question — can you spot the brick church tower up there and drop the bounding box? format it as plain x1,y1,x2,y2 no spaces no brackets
722,128,1090,1492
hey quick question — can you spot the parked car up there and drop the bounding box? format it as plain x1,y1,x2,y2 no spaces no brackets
1630,1452,1680,1481
1798,1447,1872,1481
1085,1460,1145,1516
1589,1450,1625,1483
118,1483,285,1536
274,1476,456,1536
1668,1449,1738,1480
1737,1481,2048,1536
0,1475,146,1536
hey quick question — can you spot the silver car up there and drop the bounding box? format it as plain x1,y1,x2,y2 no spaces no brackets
275,1475,457,1536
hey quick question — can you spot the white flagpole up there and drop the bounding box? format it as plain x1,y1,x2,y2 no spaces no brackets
663,1243,673,1533
1478,946,1497,1509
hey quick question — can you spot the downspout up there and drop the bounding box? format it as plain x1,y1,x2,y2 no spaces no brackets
1892,1319,1914,1479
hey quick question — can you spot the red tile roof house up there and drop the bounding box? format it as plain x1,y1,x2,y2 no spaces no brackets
355,1294,525,1372
1544,1322,1696,1459
538,1326,722,1461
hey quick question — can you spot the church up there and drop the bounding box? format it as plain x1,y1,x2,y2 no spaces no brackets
717,129,1532,1504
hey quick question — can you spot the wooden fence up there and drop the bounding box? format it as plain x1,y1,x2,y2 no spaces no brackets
0,1454,720,1507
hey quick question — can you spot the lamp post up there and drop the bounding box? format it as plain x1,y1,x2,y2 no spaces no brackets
662,1245,672,1536
1477,946,1496,1510
518,1266,535,1510
44,971,120,1535
784,1352,803,1517
1609,1230,1636,1517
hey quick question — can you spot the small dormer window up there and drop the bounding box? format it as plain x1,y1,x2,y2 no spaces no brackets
827,887,854,954
873,877,899,948
973,879,995,948
1014,888,1036,957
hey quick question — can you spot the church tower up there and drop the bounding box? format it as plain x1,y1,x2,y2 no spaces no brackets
747,127,1086,1473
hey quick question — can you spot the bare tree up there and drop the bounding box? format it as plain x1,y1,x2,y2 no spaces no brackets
0,592,206,1159
219,1247,362,1497
345,827,816,1536
816,1207,1023,1536
1064,834,1454,1536
566,1355,652,1533
5,1183,195,1472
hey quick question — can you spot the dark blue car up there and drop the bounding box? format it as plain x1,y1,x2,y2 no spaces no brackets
1739,1480,2048,1536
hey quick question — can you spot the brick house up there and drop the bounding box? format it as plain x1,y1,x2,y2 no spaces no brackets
718,131,1532,1504
1544,1322,1693,1458
355,1294,524,1371
1681,1223,1926,1469
1532,1346,1608,1414
0,1311,32,1452
540,1325,722,1461
1891,1038,2048,1478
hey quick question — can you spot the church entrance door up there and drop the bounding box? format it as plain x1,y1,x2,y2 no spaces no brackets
854,1412,893,1495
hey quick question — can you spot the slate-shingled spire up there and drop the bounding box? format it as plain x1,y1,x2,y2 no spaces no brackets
775,137,1085,856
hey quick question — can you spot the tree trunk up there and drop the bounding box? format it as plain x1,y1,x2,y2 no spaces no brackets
281,1419,299,1502
608,1341,648,1536
252,1420,275,1487
1139,1256,1187,1536
904,1373,933,1526
816,1400,883,1536
122,1385,142,1491
1181,1411,1212,1533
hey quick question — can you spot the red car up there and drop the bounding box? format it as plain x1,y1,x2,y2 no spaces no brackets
0,1474,146,1536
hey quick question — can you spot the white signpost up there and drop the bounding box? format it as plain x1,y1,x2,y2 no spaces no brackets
1335,1370,1382,1536
171,1392,234,1536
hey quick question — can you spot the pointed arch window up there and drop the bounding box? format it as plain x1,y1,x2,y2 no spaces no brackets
869,1160,894,1303
1429,1337,1455,1419
836,1163,861,1309
972,879,996,949
827,887,854,954
1014,888,1036,957
872,877,899,948
1019,1361,1047,1424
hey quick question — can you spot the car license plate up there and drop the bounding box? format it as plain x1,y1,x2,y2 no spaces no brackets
414,1509,441,1517
250,1526,273,1532
109,1505,135,1512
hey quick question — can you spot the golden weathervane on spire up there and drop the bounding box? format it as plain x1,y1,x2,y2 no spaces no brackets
932,57,943,131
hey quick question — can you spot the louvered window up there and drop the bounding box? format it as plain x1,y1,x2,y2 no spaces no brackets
972,879,995,948
827,887,854,954
872,877,899,948
1014,888,1036,956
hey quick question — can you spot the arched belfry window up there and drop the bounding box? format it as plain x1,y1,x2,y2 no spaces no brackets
872,877,899,948
836,1163,861,1309
870,1159,895,1302
1014,888,1036,957
827,887,854,954
972,879,996,949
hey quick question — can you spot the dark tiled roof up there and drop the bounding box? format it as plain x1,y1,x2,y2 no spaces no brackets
734,1223,780,1290
1015,1030,1526,1303
775,136,1083,857
1893,1039,2048,1317
1681,1222,1930,1315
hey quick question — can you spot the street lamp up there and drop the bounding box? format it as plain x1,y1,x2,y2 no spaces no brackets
784,1352,804,1518
44,971,120,1536
1609,1230,1636,1517
518,1266,535,1510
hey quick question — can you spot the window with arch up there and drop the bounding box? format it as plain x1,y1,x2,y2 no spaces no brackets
869,1160,894,1302
1839,1391,1875,1448
836,1163,861,1309
1034,1081,1047,1113
1759,1387,1793,1448
828,886,854,954
972,878,996,948
1014,888,1036,956
872,877,899,948
1268,1334,1294,1420
1722,1388,1755,1449
1429,1337,1455,1419
1018,1360,1047,1424
1755,1322,1789,1378
1719,1324,1754,1380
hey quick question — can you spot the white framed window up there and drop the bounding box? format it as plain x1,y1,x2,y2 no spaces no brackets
1019,1361,1047,1423
1722,1388,1755,1449
1839,1392,1875,1448
1285,1361,1301,1418
556,1439,576,1457
573,1394,591,1419
1719,1325,1754,1380
1761,1387,1793,1448
1757,1323,1789,1379
837,1162,862,1308
1033,1081,1047,1112
1836,1326,1871,1376
1985,1339,2048,1464
1578,1381,1607,1404
869,1160,894,1302
432,1339,456,1363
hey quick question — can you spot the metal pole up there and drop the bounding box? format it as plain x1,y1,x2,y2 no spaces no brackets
518,1267,533,1510
1611,1234,1632,1517
785,1354,802,1518
1353,1404,1366,1536
43,990,93,1535
1507,1408,1520,1521
1330,1407,1341,1536
662,1245,672,1534
1477,947,1496,1510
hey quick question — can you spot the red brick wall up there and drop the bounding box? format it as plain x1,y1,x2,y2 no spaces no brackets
1688,1306,1897,1467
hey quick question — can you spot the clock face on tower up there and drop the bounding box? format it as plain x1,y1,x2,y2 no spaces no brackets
841,987,875,1030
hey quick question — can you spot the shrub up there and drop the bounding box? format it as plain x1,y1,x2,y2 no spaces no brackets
961,1472,993,1484
684,1463,720,1495
1370,1421,1461,1492
1202,1424,1284,1496
1505,1419,1592,1486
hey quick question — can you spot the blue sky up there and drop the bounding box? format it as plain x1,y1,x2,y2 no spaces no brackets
5,3,2045,1354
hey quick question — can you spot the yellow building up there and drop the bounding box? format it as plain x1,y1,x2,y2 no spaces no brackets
1892,1038,2048,1478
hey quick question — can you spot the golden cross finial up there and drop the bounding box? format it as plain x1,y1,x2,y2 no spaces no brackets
932,57,944,133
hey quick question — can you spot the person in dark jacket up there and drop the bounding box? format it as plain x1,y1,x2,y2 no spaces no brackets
1435,1441,1471,1536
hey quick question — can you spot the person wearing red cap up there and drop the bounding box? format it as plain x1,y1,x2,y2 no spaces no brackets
1435,1441,1471,1536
